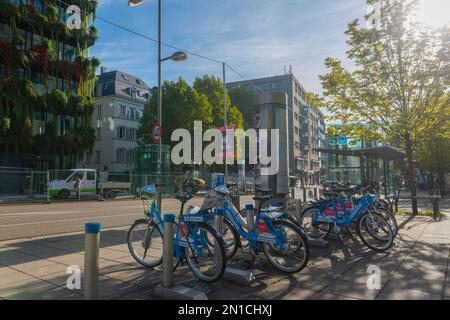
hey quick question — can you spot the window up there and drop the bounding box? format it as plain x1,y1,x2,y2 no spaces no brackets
117,127,126,139
102,82,115,96
130,89,137,99
127,128,136,141
271,81,281,90
95,151,101,163
116,148,126,162
126,107,131,119
87,172,95,181
119,105,126,118
121,74,129,81
128,149,135,162
130,108,135,120
96,127,101,140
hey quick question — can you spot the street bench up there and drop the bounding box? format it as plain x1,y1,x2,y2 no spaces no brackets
385,192,442,221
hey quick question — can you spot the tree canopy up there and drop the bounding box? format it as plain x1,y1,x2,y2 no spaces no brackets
137,76,244,148
316,0,450,214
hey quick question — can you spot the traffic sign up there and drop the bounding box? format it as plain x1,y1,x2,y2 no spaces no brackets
152,122,162,143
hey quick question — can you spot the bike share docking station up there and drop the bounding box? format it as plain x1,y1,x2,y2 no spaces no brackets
215,207,256,285
154,214,208,300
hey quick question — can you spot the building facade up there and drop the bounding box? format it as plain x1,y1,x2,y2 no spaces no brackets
0,0,98,170
227,73,326,185
82,70,150,172
325,124,382,186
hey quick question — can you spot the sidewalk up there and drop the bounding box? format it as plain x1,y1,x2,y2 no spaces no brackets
1,213,449,300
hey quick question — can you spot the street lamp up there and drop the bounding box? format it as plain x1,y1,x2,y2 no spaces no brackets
128,0,187,211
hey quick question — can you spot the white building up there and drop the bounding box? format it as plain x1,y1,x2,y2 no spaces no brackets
81,70,151,172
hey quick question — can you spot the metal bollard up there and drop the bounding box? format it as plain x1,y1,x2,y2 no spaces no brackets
290,188,295,200
303,187,307,202
245,204,255,232
314,187,318,199
214,208,225,267
162,214,175,288
84,222,101,300
295,199,302,219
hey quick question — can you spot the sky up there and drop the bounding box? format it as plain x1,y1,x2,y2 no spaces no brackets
91,0,450,95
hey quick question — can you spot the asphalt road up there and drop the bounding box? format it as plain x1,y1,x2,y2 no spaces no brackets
0,197,207,241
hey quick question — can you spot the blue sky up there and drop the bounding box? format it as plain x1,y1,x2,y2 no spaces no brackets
91,0,449,94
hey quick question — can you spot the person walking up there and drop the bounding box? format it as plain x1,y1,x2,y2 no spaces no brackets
74,176,81,200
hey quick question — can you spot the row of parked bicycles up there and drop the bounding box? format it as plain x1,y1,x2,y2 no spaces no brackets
126,182,398,283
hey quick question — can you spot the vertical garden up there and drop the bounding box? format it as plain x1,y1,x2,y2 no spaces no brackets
0,0,99,169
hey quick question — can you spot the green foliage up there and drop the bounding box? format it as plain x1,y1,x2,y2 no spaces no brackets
229,85,254,129
317,0,450,214
193,75,244,129
138,76,245,148
138,78,214,147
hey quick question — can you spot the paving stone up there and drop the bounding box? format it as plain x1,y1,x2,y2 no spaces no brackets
0,278,74,300
289,273,334,292
322,279,380,300
394,263,446,282
13,261,69,278
245,277,292,300
378,278,444,298
309,291,358,300
97,275,143,300
280,287,317,300
340,268,392,287
0,268,36,287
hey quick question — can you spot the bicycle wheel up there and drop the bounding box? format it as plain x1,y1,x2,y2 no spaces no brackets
263,220,310,273
375,207,398,238
185,222,226,282
356,212,394,252
207,217,240,260
127,219,163,267
300,207,331,240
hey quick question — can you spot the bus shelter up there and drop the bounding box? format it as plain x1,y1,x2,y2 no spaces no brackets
316,146,406,196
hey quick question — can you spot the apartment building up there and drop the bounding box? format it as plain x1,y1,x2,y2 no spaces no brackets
227,72,326,185
82,70,150,172
0,0,98,170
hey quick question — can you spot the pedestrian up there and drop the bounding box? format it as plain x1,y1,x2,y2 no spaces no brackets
74,176,81,200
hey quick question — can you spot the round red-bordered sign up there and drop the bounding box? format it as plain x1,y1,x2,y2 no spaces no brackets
152,122,162,143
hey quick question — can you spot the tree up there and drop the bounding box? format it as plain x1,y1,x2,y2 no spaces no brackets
229,85,254,129
193,75,244,129
317,0,450,215
137,77,213,148
416,102,450,195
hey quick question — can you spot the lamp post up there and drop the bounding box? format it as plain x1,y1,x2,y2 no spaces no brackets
128,0,187,211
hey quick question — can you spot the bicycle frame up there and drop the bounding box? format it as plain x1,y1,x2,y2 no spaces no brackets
215,194,289,251
312,194,375,227
143,193,212,260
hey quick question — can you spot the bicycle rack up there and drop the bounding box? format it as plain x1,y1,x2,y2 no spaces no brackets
215,207,256,285
153,214,208,300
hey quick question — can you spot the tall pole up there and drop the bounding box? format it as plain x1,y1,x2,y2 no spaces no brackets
223,62,228,183
157,0,163,211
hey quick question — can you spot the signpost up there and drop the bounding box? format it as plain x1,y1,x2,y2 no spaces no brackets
152,122,162,144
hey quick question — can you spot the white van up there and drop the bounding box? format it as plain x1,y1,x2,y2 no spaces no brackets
48,169,97,199
48,169,132,199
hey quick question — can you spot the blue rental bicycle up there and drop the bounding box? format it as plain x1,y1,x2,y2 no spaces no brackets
127,185,226,282
207,185,310,273
300,186,394,252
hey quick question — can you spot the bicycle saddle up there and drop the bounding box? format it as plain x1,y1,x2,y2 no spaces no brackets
255,188,271,194
253,195,272,202
322,191,341,198
175,194,194,203
214,185,230,196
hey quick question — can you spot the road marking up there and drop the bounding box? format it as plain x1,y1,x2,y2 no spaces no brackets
0,211,78,217
0,205,150,218
0,213,142,227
